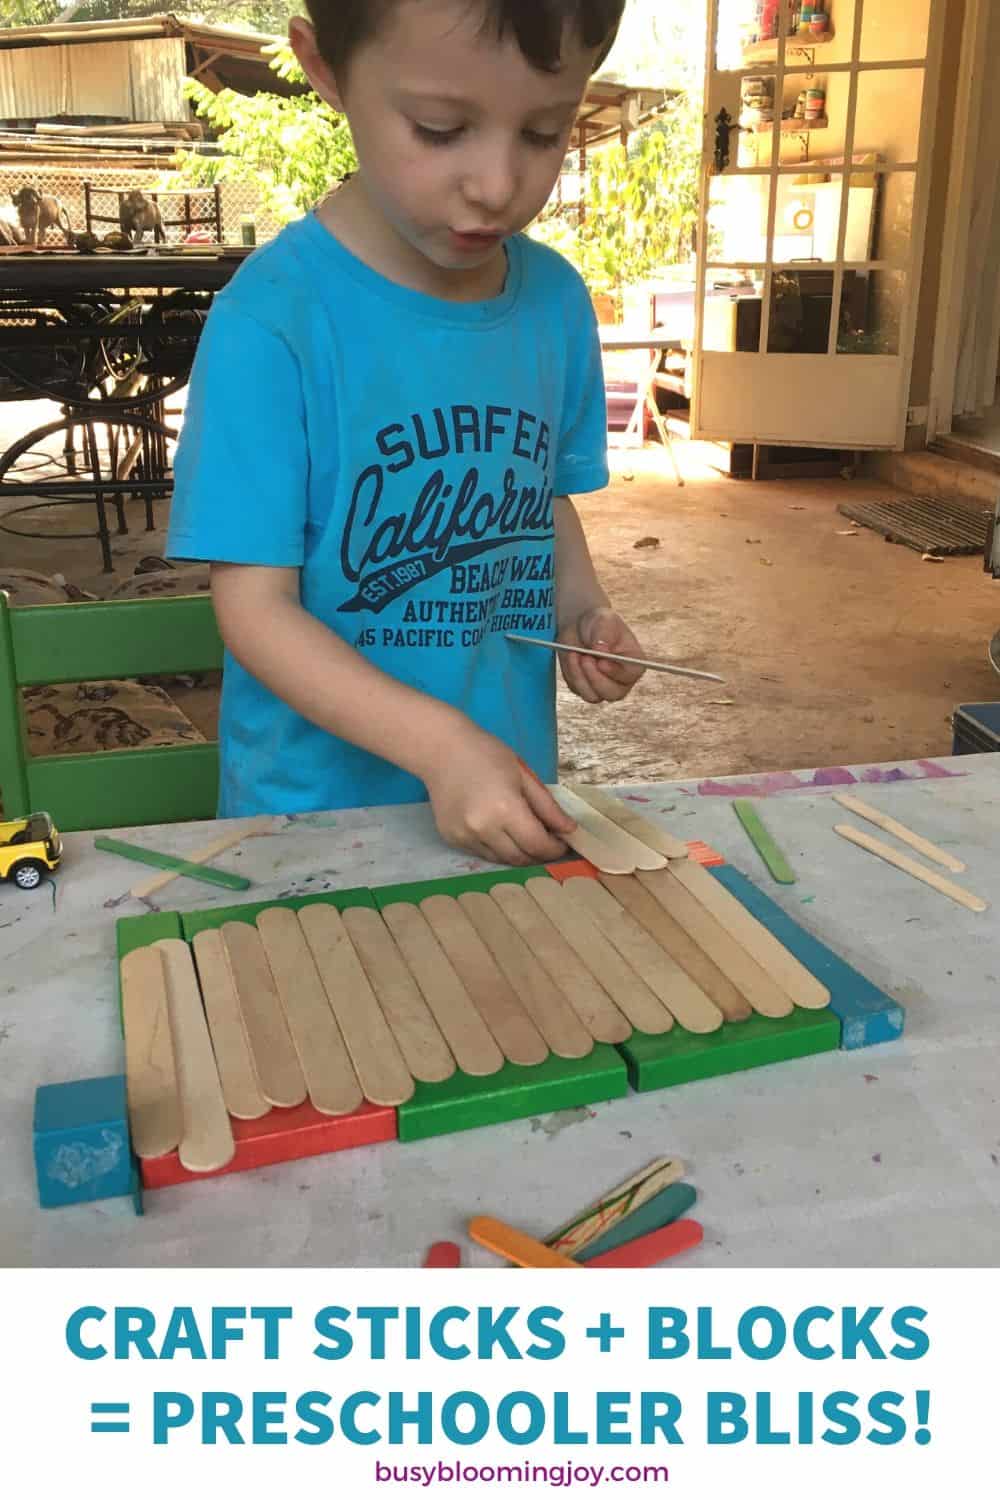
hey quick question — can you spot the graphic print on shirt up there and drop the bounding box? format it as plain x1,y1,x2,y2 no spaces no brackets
338,402,555,652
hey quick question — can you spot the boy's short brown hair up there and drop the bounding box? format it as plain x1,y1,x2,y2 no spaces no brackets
307,0,626,79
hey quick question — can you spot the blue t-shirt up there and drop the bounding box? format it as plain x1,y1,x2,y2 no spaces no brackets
168,212,609,817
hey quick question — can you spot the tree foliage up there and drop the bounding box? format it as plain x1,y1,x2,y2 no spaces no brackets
3,3,298,29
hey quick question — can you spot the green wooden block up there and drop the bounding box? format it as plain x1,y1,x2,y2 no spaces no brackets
398,1044,627,1143
575,1182,697,1262
620,1007,840,1093
180,885,376,939
371,866,550,908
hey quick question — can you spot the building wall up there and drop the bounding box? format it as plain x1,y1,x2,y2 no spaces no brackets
0,38,188,123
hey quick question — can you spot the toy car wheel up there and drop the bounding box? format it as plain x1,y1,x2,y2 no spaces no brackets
11,860,44,890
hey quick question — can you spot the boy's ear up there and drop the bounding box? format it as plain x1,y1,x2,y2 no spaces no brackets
288,16,346,112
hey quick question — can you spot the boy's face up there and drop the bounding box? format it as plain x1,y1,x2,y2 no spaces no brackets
293,0,599,277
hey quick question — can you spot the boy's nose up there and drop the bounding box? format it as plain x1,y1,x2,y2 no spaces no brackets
462,147,519,217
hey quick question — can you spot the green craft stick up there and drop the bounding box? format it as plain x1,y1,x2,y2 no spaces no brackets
575,1182,697,1262
95,835,251,891
732,799,797,884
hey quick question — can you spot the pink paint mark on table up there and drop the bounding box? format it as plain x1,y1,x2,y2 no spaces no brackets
697,760,964,797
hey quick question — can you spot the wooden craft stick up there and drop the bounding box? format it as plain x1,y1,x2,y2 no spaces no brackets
600,874,751,1024
525,877,673,1035
834,824,989,913
504,632,724,683
586,1218,704,1269
420,895,549,1066
670,860,830,1011
832,793,967,873
342,906,455,1084
298,904,415,1105
424,1242,462,1269
158,939,235,1174
457,891,594,1059
96,835,251,891
564,877,723,1033
469,1215,584,1269
567,783,689,860
732,800,797,884
637,869,793,1019
191,929,269,1120
489,882,631,1044
545,1156,685,1256
120,944,181,1158
221,921,308,1108
381,903,505,1076
548,783,668,873
131,816,278,899
256,908,365,1115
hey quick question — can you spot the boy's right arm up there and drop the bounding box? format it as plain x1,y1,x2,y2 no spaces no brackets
211,563,574,866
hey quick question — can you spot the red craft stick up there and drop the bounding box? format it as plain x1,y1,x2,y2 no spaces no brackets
423,1242,462,1269
585,1218,703,1269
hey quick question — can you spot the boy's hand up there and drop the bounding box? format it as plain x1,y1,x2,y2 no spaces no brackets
422,727,575,866
558,606,647,704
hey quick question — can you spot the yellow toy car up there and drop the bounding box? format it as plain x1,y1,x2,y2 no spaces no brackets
0,812,63,890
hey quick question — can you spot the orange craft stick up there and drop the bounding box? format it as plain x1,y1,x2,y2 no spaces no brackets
585,1218,704,1269
469,1216,585,1268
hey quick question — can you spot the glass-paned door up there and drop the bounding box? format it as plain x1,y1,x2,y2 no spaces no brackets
692,0,939,449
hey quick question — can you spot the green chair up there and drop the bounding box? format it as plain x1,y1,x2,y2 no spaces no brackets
0,591,223,832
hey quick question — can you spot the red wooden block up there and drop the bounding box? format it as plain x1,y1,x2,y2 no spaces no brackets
140,1100,397,1189
586,1217,704,1268
423,1241,462,1269
545,858,599,883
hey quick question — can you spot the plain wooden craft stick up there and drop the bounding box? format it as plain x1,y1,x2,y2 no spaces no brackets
158,939,235,1174
549,783,668,873
342,906,456,1084
670,860,831,1011
526,877,673,1035
130,816,279,900
120,944,181,1158
457,891,594,1059
298,904,415,1105
469,1216,584,1269
833,824,989,913
832,793,967,873
637,869,793,1019
257,907,366,1115
567,784,689,860
420,895,550,1066
489,882,632,1044
545,1156,685,1256
381,903,505,1076
600,874,750,1024
565,877,723,1033
221,921,308,1108
191,929,269,1120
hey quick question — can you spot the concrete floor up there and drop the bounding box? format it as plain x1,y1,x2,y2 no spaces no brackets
2,401,999,781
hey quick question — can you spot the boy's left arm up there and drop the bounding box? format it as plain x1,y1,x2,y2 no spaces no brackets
554,494,646,704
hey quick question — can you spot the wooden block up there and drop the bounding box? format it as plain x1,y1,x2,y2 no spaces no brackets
710,865,906,1049
158,939,235,1174
33,1075,132,1209
548,783,668,873
221,921,308,1109
490,881,631,1045
257,907,365,1116
620,1006,840,1092
298,904,415,1106
372,867,549,906
586,1218,704,1268
180,886,378,940
637,868,793,1019
469,1215,584,1268
525,876,673,1035
380,902,505,1077
140,1099,397,1190
120,944,181,1159
564,876,723,1034
832,792,966,873
834,824,989,913
575,1182,697,1262
568,783,689,860
670,859,830,1011
342,906,455,1084
396,1044,628,1143
457,891,594,1059
420,895,549,1066
191,929,269,1120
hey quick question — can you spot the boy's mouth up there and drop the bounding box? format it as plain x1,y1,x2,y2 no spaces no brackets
449,228,504,253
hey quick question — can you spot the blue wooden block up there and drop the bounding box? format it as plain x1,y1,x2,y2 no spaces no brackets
33,1075,132,1209
709,866,905,1049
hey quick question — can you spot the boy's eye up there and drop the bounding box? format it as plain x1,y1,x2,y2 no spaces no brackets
413,122,464,146
523,130,561,149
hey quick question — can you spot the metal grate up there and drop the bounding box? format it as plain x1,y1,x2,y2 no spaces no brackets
838,494,993,556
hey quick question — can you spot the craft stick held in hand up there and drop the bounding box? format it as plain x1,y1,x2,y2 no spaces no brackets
505,632,725,683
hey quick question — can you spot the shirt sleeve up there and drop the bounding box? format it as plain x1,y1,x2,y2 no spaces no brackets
552,277,610,497
167,298,310,566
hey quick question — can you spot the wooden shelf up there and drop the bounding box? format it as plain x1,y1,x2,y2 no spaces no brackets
747,115,828,134
741,32,834,63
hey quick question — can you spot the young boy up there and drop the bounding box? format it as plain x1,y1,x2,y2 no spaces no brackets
168,0,649,867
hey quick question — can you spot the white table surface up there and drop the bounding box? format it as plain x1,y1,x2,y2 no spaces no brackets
3,755,998,1269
